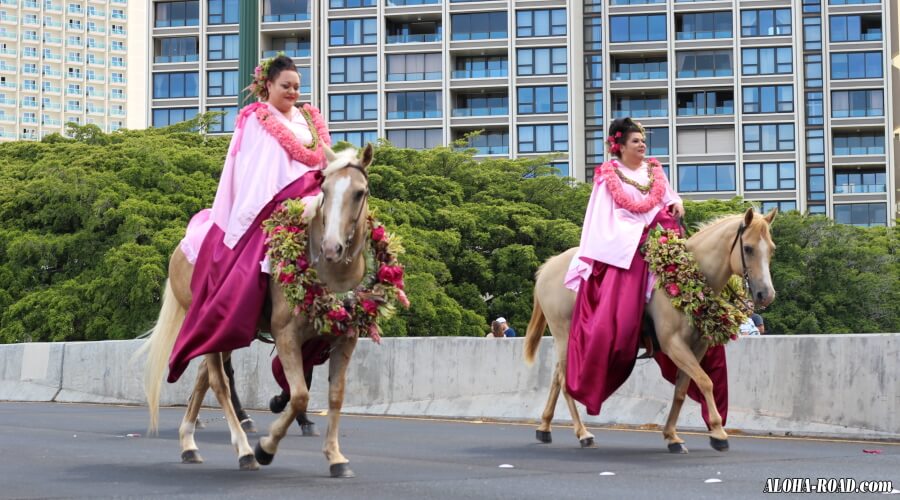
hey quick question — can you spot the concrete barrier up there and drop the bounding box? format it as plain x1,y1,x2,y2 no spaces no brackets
0,335,897,439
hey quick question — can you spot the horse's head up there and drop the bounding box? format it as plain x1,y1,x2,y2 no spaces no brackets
313,143,373,264
731,207,778,308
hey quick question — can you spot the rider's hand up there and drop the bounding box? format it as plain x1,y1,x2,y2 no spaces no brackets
669,202,685,219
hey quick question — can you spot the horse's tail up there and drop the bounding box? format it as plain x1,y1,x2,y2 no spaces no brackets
524,290,547,366
136,279,186,434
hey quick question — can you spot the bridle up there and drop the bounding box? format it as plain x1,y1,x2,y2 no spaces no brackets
728,221,753,301
318,163,370,264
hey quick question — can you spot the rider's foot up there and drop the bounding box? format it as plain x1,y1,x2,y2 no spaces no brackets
269,393,288,414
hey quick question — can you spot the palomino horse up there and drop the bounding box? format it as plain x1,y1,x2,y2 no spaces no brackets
141,143,374,477
524,207,777,453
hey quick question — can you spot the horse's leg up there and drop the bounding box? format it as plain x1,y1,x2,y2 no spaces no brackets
223,353,256,433
559,357,596,448
547,316,595,448
255,326,310,466
662,369,692,454
180,358,210,464
323,336,357,478
661,337,728,451
296,365,319,436
205,352,259,470
535,361,561,443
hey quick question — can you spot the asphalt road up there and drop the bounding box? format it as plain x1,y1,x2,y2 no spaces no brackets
0,402,897,499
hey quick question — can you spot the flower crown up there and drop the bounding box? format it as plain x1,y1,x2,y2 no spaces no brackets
245,52,284,100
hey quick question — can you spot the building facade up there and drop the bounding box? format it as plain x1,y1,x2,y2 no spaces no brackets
0,0,147,140
147,0,897,226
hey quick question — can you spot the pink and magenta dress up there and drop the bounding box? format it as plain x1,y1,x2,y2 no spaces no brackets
564,159,728,427
167,102,332,383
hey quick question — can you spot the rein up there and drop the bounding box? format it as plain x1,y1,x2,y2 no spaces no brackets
728,222,752,299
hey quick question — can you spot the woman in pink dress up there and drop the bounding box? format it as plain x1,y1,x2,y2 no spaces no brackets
563,117,685,416
168,55,332,385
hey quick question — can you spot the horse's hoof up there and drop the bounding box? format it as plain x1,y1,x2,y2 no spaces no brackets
254,441,275,466
709,437,729,452
269,395,288,414
239,454,260,471
241,418,257,434
580,437,597,448
668,442,689,454
330,463,355,478
300,422,319,437
181,449,204,464
535,430,552,443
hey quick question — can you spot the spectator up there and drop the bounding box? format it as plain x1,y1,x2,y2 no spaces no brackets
496,317,517,337
485,320,504,338
752,313,766,335
739,315,760,336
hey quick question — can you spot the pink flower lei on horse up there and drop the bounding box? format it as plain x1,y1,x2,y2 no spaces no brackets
595,158,667,214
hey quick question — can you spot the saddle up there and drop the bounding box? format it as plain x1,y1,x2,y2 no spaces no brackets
637,313,661,360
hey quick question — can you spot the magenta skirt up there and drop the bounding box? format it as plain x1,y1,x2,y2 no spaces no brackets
566,209,728,427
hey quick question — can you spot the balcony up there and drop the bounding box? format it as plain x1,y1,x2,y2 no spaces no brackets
387,110,441,119
21,131,38,140
110,12,125,20
0,96,15,105
263,48,309,58
21,99,38,108
450,68,507,79
67,5,83,15
65,105,82,112
387,33,441,44
42,85,61,94
23,66,38,74
21,114,37,123
834,183,886,194
45,2,62,12
0,13,17,24
386,21,442,44
87,40,106,49
65,72,82,80
452,106,508,117
110,28,125,36
0,81,15,90
155,54,198,63
87,74,104,82
110,108,125,117
44,35,63,44
387,0,439,4
44,20,63,28
87,57,106,66
88,26,106,34
42,102,62,111
67,55,83,63
0,0,18,5
0,32,15,41
44,52,62,61
0,61,15,72
21,32,38,41
43,117,62,126
0,115,14,122
110,76,125,84
24,0,37,7
89,9,106,18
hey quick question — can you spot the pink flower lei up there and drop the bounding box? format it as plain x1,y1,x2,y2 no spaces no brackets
596,158,667,214
256,103,332,167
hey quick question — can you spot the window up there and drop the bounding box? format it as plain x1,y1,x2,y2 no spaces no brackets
153,36,199,63
518,124,568,153
548,162,570,177
829,0,880,4
741,47,792,75
517,47,567,76
111,89,124,99
332,0,375,8
453,92,508,116
759,201,797,213
269,37,310,58
584,55,602,88
835,169,886,194
676,50,732,78
676,127,734,154
207,34,238,60
152,107,199,126
830,52,883,79
645,127,669,156
208,0,238,24
613,94,667,118
677,90,734,116
830,15,882,42
516,9,566,38
610,14,666,42
676,12,731,40
806,92,823,125
677,164,736,192
742,9,792,37
330,19,377,46
803,17,821,50
808,167,825,201
208,106,238,133
742,85,793,113
832,132,885,156
111,41,124,51
744,162,795,190
452,55,506,79
586,129,605,164
207,70,238,97
612,57,666,80
152,72,199,98
297,67,311,94
154,1,199,27
802,0,820,13
585,0,602,13
831,90,883,118
451,12,507,40
387,91,442,119
743,124,794,152
584,16,601,50
329,93,377,121
804,54,822,87
263,0,310,22
386,129,442,149
331,130,378,148
111,56,125,67
386,20,442,43
461,130,509,155
585,92,602,126
330,55,377,84
517,86,567,114
834,203,887,227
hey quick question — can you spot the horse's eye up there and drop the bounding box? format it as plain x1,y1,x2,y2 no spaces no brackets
354,190,365,201
743,245,754,255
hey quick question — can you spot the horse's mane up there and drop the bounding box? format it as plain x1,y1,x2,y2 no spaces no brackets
323,148,360,176
694,212,772,241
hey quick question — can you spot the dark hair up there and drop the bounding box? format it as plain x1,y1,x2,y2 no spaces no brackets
607,117,644,158
751,313,764,326
259,55,297,100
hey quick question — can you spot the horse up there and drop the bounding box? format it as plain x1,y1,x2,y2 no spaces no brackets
524,207,777,453
141,143,374,477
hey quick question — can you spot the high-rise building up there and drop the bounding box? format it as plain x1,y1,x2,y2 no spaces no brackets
148,0,897,226
0,0,147,140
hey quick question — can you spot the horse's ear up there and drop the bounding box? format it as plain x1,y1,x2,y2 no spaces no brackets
764,207,778,224
322,143,337,164
743,207,755,228
359,143,374,169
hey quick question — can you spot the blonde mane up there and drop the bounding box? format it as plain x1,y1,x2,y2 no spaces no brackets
322,148,360,176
